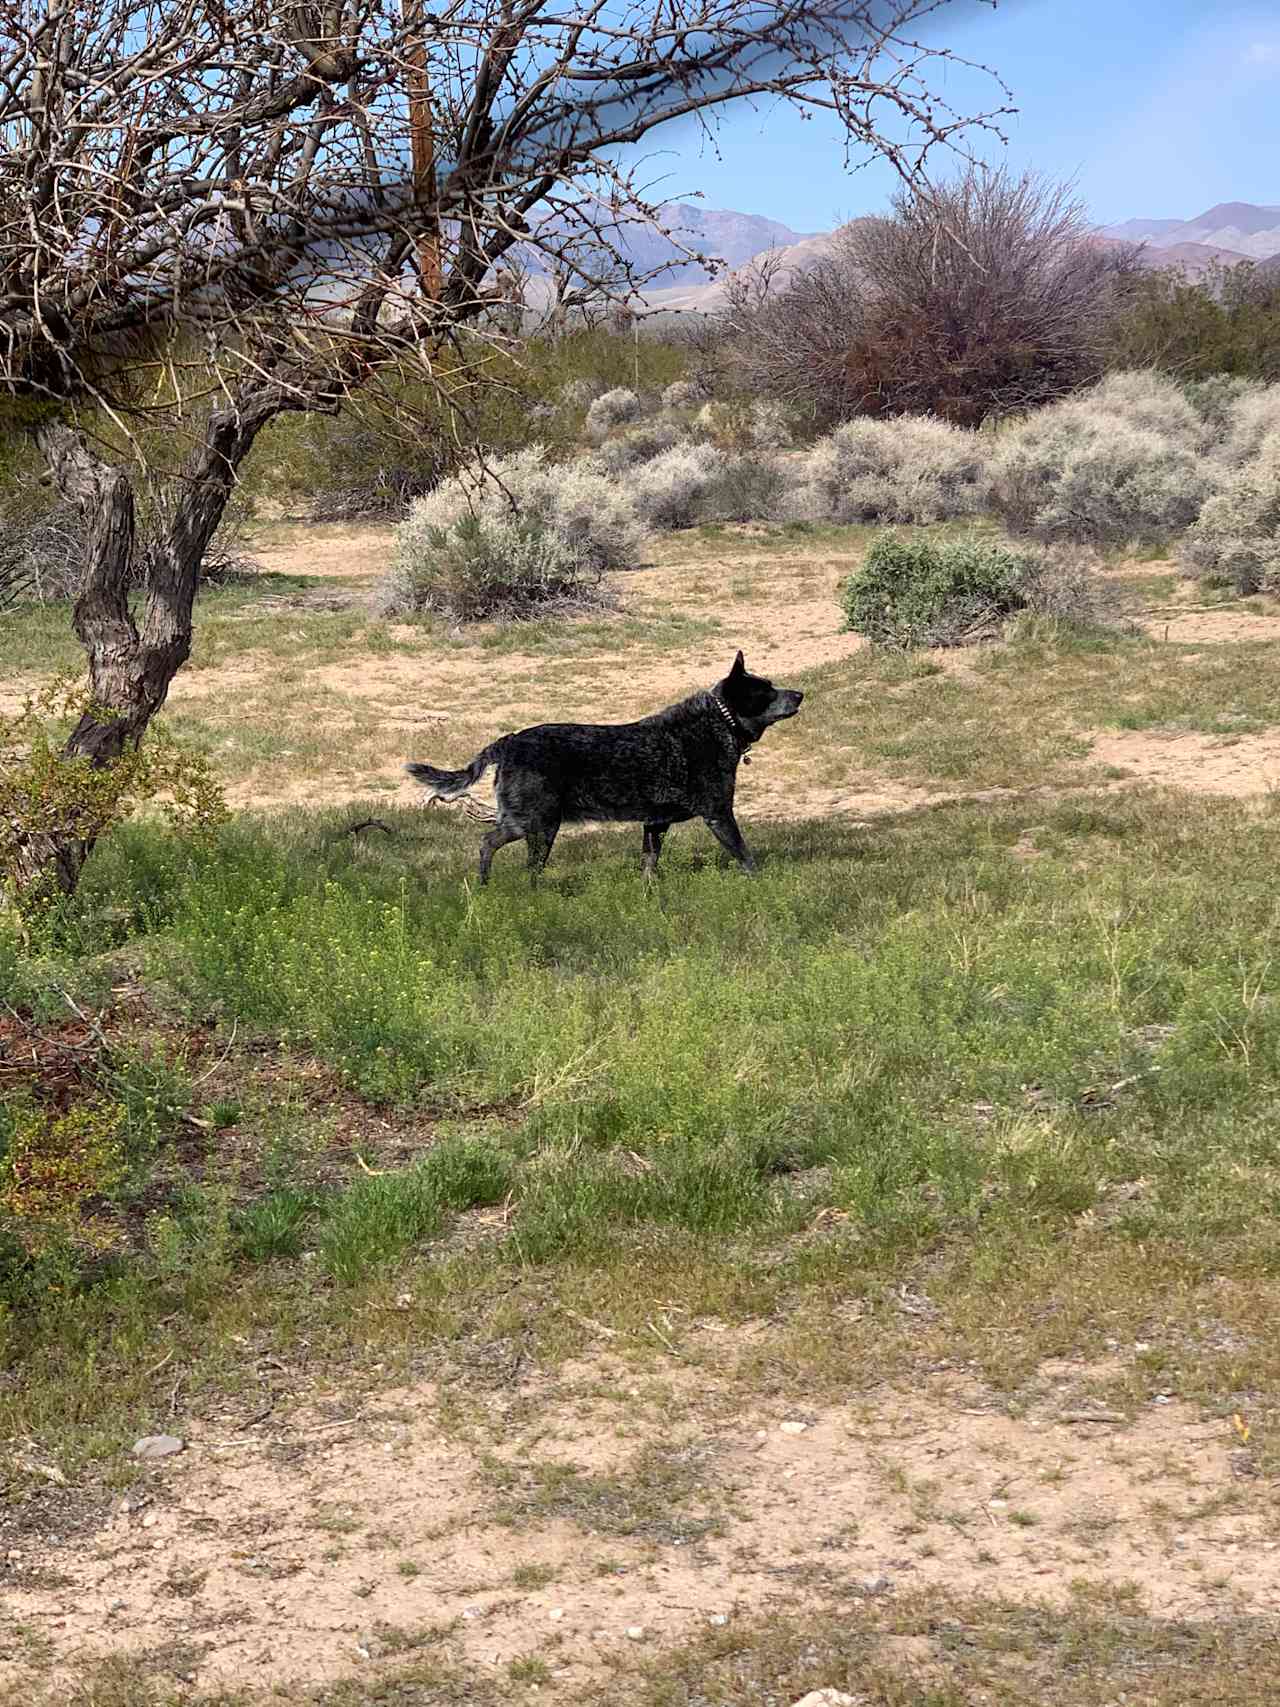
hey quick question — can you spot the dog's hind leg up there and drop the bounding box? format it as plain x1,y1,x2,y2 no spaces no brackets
478,819,523,884
525,815,561,882
703,811,757,874
641,822,669,876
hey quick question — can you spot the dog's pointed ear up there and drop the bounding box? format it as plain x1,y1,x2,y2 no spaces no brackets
729,650,745,680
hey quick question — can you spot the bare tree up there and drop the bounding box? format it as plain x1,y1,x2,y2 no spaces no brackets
724,167,1126,426
0,0,1010,895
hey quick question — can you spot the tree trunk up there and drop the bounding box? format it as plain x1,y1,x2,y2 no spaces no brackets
14,395,282,898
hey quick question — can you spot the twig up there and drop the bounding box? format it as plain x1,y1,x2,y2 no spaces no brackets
191,1017,238,1089
645,1317,683,1356
565,1308,620,1340
1058,1409,1126,1425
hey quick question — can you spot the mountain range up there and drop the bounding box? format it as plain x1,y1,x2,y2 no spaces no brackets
1099,202,1280,262
558,198,1280,313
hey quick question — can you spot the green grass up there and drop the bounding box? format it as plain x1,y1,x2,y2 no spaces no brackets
794,627,1280,791
5,790,1280,1442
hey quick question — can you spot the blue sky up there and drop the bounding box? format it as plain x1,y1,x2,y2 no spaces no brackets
629,0,1280,231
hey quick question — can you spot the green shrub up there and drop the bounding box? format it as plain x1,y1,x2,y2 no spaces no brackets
0,1095,127,1257
1,681,229,913
841,535,1036,648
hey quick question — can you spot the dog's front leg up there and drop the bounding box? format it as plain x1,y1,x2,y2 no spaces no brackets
704,812,757,874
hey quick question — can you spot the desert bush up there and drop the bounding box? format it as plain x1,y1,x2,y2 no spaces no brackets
591,418,681,474
628,442,726,529
1104,259,1280,383
585,386,642,441
560,377,603,409
989,396,1211,545
384,446,643,616
661,378,704,411
842,534,1031,647
1084,370,1205,449
792,415,989,525
723,168,1124,426
841,533,1092,648
1183,374,1263,439
1013,543,1110,627
1179,433,1280,592
709,454,789,523
385,511,608,623
1218,384,1280,467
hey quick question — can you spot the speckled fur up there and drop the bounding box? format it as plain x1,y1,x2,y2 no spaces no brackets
406,652,803,882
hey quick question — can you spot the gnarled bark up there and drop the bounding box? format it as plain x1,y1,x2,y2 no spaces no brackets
11,395,284,897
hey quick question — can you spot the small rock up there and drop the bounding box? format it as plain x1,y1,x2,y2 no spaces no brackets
779,1420,808,1436
859,1575,893,1596
132,1435,185,1461
548,1607,565,1621
709,1613,729,1627
1135,1341,1151,1353
141,1512,158,1529
624,1625,646,1642
790,1691,863,1707
1154,1393,1173,1405
988,1498,1008,1509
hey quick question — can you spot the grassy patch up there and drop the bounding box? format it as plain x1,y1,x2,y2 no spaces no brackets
792,628,1280,791
485,1440,723,1545
6,1592,1279,1705
5,788,1280,1485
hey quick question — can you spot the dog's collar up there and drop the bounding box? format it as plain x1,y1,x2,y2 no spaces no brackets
710,693,753,763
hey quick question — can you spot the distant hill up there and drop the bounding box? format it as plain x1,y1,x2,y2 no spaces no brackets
1101,201,1280,265
524,200,819,292
517,197,1280,317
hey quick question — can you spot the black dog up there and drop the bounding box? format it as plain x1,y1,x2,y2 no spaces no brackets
406,652,803,882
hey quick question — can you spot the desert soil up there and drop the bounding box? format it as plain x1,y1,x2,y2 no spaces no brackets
9,1348,1278,1694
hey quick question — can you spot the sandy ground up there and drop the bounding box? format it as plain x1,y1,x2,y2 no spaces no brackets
8,1351,1276,1694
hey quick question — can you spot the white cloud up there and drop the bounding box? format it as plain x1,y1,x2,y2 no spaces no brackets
1242,38,1280,68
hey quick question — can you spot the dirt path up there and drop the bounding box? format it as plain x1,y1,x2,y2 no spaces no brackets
8,1351,1276,1695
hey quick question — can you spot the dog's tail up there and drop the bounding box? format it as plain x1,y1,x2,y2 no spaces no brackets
404,741,501,803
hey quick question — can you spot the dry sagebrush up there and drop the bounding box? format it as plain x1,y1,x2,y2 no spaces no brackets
989,391,1212,546
1180,432,1280,593
584,387,643,442
383,446,643,617
789,415,990,525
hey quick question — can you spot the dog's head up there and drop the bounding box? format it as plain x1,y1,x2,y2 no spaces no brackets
717,651,804,737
